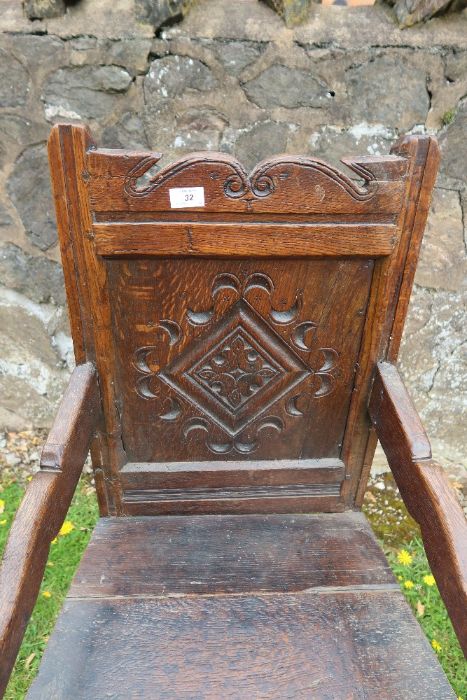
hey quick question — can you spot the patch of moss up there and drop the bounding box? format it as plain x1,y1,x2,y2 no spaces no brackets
441,108,456,126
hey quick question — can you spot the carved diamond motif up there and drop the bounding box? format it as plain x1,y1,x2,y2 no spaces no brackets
159,301,311,436
191,328,281,411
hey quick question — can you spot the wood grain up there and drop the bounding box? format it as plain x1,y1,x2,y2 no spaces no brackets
3,125,456,698
121,458,344,487
386,136,441,362
69,512,394,598
108,257,372,477
27,591,454,699
123,493,345,515
47,128,88,364
49,123,126,515
369,362,467,655
342,135,440,507
0,363,100,697
87,149,408,215
93,221,397,258
46,125,440,519
353,135,440,506
120,459,344,515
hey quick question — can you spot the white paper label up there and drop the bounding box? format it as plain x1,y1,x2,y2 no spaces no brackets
169,186,205,209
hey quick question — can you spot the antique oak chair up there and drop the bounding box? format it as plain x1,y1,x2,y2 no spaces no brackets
0,124,466,698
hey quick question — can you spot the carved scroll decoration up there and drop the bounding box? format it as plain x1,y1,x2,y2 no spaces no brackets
123,153,378,203
132,272,341,455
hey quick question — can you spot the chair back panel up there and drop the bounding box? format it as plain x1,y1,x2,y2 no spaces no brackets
108,257,373,463
47,125,439,515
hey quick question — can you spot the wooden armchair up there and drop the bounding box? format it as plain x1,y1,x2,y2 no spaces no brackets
0,125,465,698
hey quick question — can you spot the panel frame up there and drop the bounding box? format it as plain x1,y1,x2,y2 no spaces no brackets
47,124,439,514
107,256,374,490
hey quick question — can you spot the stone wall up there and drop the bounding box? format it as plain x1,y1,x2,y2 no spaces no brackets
1,0,466,466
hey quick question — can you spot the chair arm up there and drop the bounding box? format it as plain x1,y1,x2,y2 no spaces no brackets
0,363,100,696
369,361,467,655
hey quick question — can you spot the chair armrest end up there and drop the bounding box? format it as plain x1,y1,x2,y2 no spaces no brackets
0,363,100,695
369,362,467,655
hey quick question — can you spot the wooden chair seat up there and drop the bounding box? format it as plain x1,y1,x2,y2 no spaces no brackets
27,513,454,699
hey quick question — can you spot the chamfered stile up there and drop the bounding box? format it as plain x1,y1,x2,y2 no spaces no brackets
48,125,125,515
343,135,440,507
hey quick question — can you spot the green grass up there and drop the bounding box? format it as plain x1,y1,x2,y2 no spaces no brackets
0,477,98,699
0,475,465,698
363,474,467,699
388,539,466,698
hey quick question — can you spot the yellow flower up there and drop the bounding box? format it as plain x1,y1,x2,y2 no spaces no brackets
397,549,413,566
0,519,7,526
403,580,414,589
0,498,5,514
42,591,52,599
51,537,58,545
26,476,32,482
423,574,436,587
59,521,75,536
431,639,442,653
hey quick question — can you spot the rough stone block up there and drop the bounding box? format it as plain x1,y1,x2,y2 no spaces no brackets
135,0,191,31
394,0,451,29
299,125,397,172
416,188,466,293
0,113,49,168
260,0,312,27
0,301,68,428
7,144,56,252
214,40,265,77
144,55,217,101
102,112,149,150
7,34,66,81
0,49,30,108
439,99,467,184
400,287,467,465
0,242,65,305
232,120,290,170
346,54,430,130
242,64,332,109
23,0,66,20
42,65,133,121
106,38,153,76
173,107,228,150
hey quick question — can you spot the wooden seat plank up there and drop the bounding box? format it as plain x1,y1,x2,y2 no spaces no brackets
69,513,395,598
29,513,454,698
28,591,454,699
